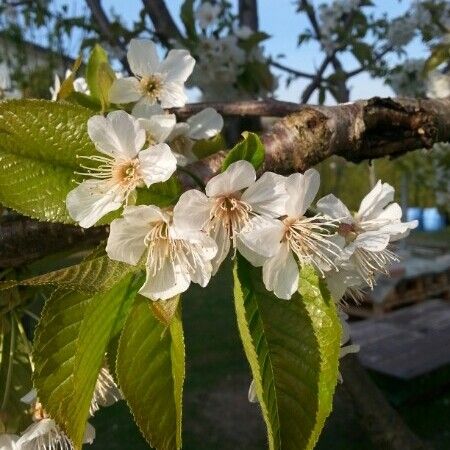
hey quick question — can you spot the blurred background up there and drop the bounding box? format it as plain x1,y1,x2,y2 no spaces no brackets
1,0,449,448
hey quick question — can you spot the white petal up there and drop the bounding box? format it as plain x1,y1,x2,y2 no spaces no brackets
106,217,148,266
159,81,188,108
241,172,287,218
88,111,145,159
127,39,159,77
123,204,168,225
317,194,352,221
168,122,190,141
186,108,224,140
138,143,177,186
66,180,123,228
173,189,212,231
357,181,395,221
83,422,96,444
381,220,418,241
17,419,57,443
109,77,141,104
206,160,256,197
138,114,177,143
140,258,191,301
159,49,196,83
132,102,164,118
248,380,258,403
0,434,18,450
354,231,390,252
262,243,299,300
236,216,284,266
20,388,37,404
285,169,320,217
182,232,217,286
210,221,231,275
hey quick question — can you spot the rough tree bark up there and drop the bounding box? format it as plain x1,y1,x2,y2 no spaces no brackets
179,96,450,187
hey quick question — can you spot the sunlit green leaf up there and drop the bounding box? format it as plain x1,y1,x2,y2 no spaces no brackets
33,274,140,449
233,256,341,450
117,296,185,450
222,131,265,171
0,100,96,223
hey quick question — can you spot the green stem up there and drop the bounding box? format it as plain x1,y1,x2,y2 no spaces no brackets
1,313,16,410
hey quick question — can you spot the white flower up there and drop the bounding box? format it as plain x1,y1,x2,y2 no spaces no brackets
50,69,89,101
195,2,221,28
17,389,95,450
0,434,19,450
90,366,122,416
323,262,365,302
233,24,253,40
426,70,450,99
317,180,418,288
106,204,217,301
386,16,416,49
66,110,177,228
132,103,224,166
109,39,195,108
238,169,341,300
173,160,287,274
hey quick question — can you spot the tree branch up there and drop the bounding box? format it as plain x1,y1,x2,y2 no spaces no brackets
238,0,259,30
0,219,107,267
300,0,355,103
85,0,130,72
171,100,302,119
141,0,183,47
270,60,315,79
179,96,450,187
2,96,450,265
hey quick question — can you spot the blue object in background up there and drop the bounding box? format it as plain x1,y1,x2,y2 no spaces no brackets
422,207,445,232
406,207,423,231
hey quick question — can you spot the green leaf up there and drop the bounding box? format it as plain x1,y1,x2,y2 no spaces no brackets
57,56,83,100
233,256,341,450
180,0,197,41
86,44,109,100
0,99,96,223
222,132,265,171
352,42,373,66
117,296,185,450
0,255,140,295
238,32,271,52
33,274,140,449
0,314,33,433
136,175,182,208
424,43,450,73
192,133,226,159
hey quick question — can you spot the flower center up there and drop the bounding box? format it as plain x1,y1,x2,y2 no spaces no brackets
338,222,360,244
283,215,340,273
209,196,252,239
112,159,142,186
140,74,163,101
144,218,203,276
32,401,50,422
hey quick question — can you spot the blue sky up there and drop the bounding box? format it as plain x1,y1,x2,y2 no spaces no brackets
51,0,428,103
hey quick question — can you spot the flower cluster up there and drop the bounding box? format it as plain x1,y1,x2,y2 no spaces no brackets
65,38,417,304
173,1,275,101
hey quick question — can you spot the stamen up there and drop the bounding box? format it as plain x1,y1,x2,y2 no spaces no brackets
284,214,340,274
207,196,253,246
139,74,164,101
